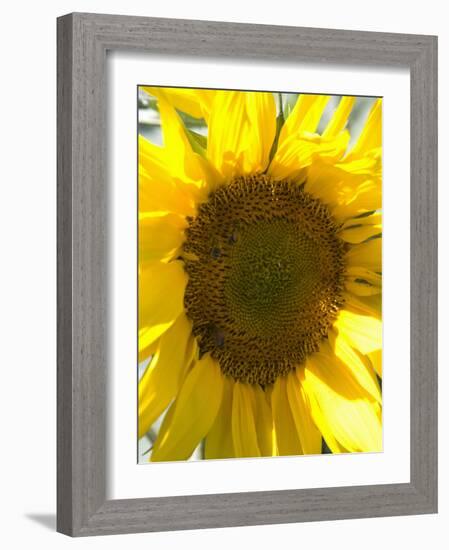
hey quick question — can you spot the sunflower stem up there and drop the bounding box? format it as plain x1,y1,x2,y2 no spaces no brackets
267,93,285,165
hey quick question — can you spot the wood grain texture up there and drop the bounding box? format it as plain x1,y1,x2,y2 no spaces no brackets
57,12,438,536
57,13,74,536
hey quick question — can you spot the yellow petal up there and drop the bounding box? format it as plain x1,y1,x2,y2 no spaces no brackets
368,349,382,377
332,182,382,221
322,96,356,138
345,266,382,297
246,93,277,172
271,376,303,456
204,376,234,459
342,212,382,228
207,91,276,178
253,385,275,456
139,260,187,351
339,213,382,244
138,338,159,365
346,238,382,273
328,332,381,403
338,149,382,178
232,382,261,458
334,309,382,354
348,99,382,158
340,226,381,245
345,293,382,321
139,211,186,263
142,86,216,120
305,159,381,222
147,398,176,461
345,266,382,283
304,352,382,452
286,371,322,454
157,97,217,191
345,282,381,298
180,334,199,382
269,131,350,182
299,367,346,454
270,93,334,180
139,135,197,215
138,313,192,438
279,94,330,144
151,354,224,461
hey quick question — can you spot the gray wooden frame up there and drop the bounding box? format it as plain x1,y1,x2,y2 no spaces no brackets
57,12,438,537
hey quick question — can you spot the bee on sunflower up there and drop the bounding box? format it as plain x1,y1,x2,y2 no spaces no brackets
138,88,382,462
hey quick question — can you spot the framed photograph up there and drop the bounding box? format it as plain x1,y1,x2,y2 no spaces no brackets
57,12,437,536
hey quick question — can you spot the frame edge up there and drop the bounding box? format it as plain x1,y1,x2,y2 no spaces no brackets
57,12,438,536
57,12,74,537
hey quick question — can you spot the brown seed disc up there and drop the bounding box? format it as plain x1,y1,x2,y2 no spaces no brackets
182,174,346,385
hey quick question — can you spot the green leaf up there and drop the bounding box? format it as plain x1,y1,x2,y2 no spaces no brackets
141,445,153,456
184,127,208,157
268,99,285,164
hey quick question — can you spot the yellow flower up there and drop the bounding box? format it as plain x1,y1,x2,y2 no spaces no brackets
138,88,382,461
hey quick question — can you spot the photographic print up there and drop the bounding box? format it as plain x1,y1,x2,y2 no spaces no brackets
138,87,382,463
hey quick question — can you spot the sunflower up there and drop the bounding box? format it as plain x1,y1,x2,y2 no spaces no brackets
138,87,382,461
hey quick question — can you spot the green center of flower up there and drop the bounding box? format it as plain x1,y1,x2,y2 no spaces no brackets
225,220,321,337
182,175,346,385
